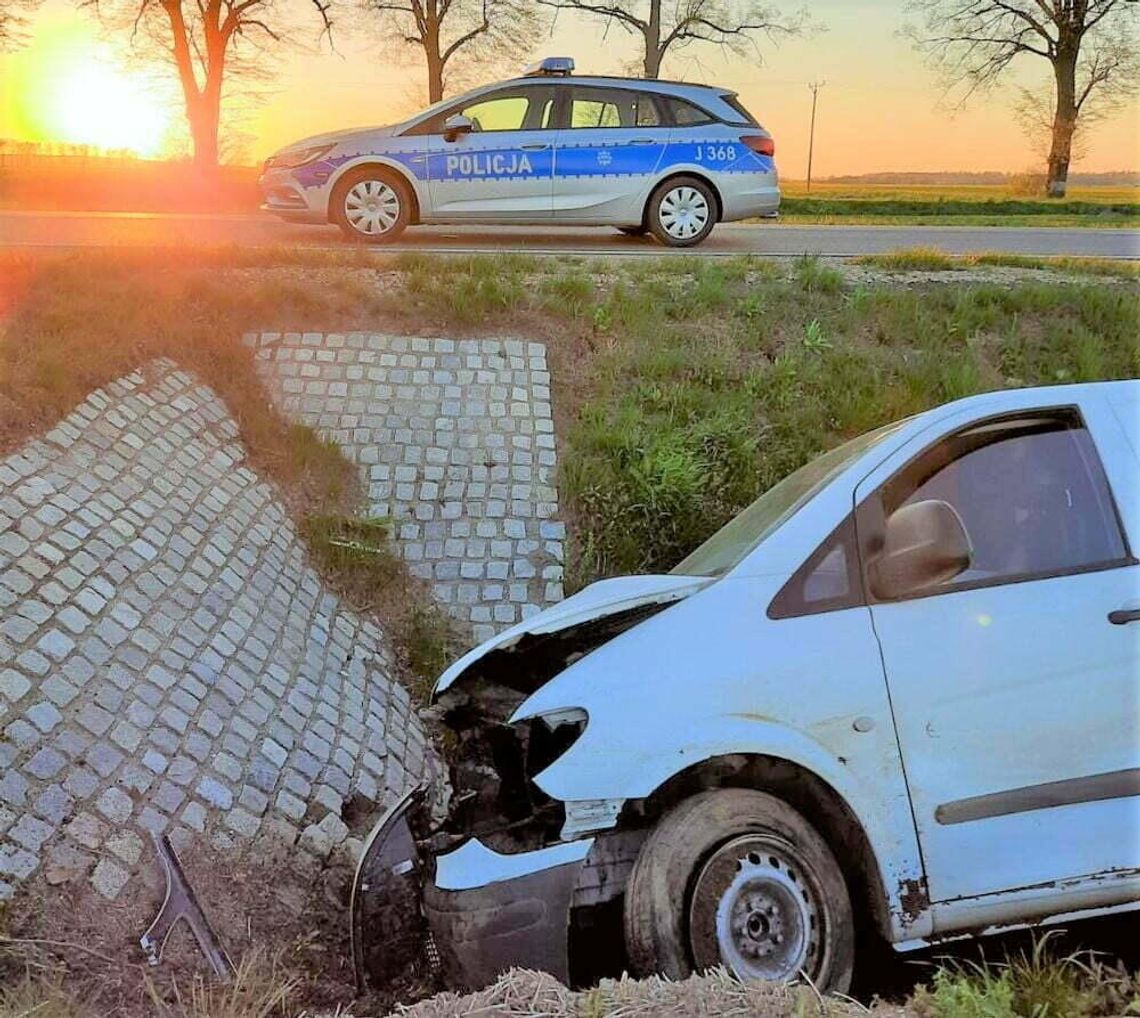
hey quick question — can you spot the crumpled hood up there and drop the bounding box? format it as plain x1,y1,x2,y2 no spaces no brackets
433,574,712,695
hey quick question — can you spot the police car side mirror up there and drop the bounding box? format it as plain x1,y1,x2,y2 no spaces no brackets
443,115,474,142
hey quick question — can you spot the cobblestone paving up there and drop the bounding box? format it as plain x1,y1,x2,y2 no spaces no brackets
247,332,565,644
0,361,433,902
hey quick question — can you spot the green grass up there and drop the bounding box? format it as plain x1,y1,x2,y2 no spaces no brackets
856,249,1140,278
299,513,463,702
780,195,1138,219
913,936,1140,1018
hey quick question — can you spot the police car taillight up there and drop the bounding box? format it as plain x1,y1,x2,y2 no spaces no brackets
741,135,775,157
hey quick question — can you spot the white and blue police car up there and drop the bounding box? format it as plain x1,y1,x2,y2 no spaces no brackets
259,58,779,247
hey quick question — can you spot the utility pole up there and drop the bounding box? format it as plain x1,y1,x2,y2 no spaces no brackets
806,80,825,193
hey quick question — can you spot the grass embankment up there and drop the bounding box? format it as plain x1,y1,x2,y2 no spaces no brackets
855,248,1140,277
538,255,1138,582
0,155,258,212
0,248,462,701
777,181,1140,226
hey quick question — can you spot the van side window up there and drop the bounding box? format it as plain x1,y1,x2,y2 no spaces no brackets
867,409,1129,596
768,516,863,619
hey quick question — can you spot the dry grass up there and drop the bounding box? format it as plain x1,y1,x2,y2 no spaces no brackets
384,966,895,1018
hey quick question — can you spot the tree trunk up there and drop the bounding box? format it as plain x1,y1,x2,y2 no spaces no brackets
188,100,220,169
164,1,223,170
642,0,661,77
425,15,444,102
426,50,444,102
1046,48,1078,198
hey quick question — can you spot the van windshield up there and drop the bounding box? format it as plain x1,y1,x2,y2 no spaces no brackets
672,421,903,578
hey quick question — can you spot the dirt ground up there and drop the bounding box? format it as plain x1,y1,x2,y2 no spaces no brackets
0,828,436,1017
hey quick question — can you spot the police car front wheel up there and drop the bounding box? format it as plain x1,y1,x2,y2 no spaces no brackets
332,169,412,243
648,176,717,247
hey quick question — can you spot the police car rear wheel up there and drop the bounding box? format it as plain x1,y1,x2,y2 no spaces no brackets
649,177,716,247
333,170,411,243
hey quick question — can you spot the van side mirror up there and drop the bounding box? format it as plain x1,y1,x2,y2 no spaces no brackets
869,499,971,601
442,114,474,142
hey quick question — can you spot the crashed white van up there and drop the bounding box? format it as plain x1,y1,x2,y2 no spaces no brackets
351,380,1140,994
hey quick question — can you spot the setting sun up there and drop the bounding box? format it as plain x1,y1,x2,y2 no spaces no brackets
45,53,169,155
2,10,176,157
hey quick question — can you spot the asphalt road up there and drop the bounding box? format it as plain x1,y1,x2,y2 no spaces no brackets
1,210,1138,258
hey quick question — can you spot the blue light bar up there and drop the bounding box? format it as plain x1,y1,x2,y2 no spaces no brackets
523,57,575,77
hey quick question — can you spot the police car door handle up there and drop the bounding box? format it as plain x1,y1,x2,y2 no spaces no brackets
630,138,655,145
520,143,549,150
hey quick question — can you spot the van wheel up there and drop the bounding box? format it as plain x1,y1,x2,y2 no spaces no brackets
623,789,854,993
647,176,717,247
332,168,411,243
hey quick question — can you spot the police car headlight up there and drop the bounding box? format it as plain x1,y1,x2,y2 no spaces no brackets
267,144,334,170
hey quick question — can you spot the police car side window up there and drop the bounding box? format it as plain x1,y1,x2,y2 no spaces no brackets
665,97,715,126
570,93,622,128
635,93,663,127
567,88,656,129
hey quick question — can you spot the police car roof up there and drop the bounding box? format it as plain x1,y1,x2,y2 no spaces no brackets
500,74,733,96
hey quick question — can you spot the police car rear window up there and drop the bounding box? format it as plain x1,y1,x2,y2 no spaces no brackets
722,94,759,126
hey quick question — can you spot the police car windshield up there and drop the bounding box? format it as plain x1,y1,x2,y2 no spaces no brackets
672,421,905,578
396,83,498,129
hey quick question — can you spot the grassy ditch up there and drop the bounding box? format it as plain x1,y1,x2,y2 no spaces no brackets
2,248,1138,1015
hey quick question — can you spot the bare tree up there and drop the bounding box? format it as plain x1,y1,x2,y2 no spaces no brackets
0,0,42,48
536,0,808,79
365,0,541,104
908,0,1139,197
91,0,333,168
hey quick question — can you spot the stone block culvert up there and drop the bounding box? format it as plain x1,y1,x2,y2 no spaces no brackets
247,332,565,644
0,360,438,903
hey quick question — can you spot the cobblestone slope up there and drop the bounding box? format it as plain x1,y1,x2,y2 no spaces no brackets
0,361,433,902
247,332,565,643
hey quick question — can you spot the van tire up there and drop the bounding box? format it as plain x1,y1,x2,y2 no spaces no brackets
623,788,854,993
331,167,412,244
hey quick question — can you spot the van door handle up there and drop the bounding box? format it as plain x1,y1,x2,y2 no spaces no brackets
1108,608,1140,625
629,138,655,145
521,143,549,150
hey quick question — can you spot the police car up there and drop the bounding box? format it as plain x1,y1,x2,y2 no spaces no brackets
259,58,778,248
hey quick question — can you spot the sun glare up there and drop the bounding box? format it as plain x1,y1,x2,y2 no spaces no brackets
46,54,169,156
3,12,177,157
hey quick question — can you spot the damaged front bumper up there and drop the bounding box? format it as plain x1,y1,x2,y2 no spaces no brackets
351,787,594,990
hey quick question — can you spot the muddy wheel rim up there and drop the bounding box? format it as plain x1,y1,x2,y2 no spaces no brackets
345,180,400,235
658,185,710,239
689,834,822,983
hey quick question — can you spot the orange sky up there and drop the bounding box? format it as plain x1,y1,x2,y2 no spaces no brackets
2,0,1137,176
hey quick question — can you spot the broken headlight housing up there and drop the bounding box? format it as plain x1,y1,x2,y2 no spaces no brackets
442,707,588,853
